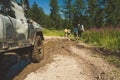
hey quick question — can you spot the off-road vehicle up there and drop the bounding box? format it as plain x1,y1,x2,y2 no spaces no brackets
0,0,44,66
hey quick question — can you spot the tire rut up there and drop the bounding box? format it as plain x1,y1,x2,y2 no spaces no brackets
13,38,120,80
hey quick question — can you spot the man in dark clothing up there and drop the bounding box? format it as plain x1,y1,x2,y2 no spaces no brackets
73,26,78,40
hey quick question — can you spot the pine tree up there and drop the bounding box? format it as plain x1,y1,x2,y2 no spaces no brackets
28,2,45,26
73,0,85,26
61,0,74,29
50,0,61,29
85,0,106,28
105,0,120,27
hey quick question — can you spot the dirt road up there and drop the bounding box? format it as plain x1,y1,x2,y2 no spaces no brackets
13,36,120,80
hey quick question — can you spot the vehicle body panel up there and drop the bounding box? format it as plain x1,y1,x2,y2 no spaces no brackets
0,0,44,53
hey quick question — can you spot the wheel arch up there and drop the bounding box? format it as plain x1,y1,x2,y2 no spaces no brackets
36,30,44,41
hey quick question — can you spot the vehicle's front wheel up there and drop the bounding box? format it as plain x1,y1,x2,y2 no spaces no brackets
32,35,44,63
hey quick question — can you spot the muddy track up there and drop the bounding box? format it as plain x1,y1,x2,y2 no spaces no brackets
13,38,73,80
12,37,120,80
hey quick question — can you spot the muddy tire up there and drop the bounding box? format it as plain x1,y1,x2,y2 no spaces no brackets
32,35,44,63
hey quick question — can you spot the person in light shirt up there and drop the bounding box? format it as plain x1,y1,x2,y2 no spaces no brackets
64,28,68,37
78,24,85,38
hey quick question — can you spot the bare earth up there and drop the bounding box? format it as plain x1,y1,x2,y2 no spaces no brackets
13,36,120,80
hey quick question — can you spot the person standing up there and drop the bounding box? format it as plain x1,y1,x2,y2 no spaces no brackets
78,24,84,38
81,24,85,31
73,25,78,40
67,29,71,39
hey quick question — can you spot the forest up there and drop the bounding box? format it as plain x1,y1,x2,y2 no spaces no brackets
27,0,120,30
28,0,120,50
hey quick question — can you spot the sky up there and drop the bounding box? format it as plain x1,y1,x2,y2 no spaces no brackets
30,0,63,15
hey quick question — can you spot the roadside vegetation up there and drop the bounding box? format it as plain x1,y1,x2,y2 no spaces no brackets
43,28,64,36
43,28,75,39
81,27,120,67
106,55,120,67
82,27,120,51
43,28,120,52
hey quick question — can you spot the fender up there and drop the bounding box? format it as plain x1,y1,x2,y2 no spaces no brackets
36,29,44,41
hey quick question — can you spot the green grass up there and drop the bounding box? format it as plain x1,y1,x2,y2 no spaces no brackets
103,55,120,67
43,28,65,36
43,28,74,39
82,28,120,51
81,28,120,67
43,28,120,51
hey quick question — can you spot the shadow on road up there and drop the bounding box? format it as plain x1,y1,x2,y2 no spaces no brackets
0,54,31,80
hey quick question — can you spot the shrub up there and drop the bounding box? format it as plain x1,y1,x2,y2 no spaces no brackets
82,28,120,51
